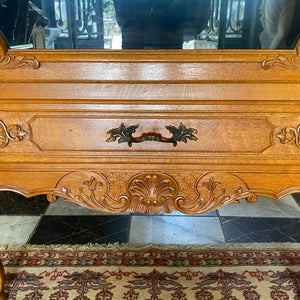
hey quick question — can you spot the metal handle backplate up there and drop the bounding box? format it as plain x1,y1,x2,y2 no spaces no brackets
106,122,198,147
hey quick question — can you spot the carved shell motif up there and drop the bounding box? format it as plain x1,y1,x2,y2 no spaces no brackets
126,173,181,214
48,171,258,215
0,120,28,148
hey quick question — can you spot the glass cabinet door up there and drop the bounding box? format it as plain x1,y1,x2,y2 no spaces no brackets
0,0,299,50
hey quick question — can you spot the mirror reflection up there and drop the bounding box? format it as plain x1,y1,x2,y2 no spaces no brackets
0,0,299,50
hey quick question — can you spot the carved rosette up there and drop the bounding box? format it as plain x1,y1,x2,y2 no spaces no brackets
48,171,258,215
0,120,28,148
261,39,300,70
0,34,40,70
276,125,300,148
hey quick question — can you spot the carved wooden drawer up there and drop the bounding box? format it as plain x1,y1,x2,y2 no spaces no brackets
1,35,300,217
1,115,273,153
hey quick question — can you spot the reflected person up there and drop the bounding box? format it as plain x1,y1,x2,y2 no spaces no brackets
260,0,300,49
113,0,210,49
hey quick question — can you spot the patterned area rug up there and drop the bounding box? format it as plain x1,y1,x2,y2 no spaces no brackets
0,243,299,300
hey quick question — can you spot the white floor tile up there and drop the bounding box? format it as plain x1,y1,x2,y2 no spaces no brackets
45,197,130,216
129,216,225,244
218,195,300,218
0,216,40,244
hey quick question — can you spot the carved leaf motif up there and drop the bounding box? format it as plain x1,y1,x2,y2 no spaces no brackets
0,34,40,70
202,177,221,193
261,39,300,70
261,55,300,70
0,54,40,70
48,172,130,213
47,171,259,215
7,125,28,141
174,173,257,214
276,125,300,148
0,120,28,149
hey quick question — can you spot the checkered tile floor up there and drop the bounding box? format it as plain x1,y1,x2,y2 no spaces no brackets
0,192,299,245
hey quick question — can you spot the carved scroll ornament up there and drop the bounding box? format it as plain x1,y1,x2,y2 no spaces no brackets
0,34,40,70
48,171,257,215
276,124,300,148
106,123,198,147
261,39,300,70
47,172,131,213
0,120,28,148
174,173,257,215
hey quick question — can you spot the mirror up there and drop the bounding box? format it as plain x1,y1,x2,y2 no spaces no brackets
0,0,299,50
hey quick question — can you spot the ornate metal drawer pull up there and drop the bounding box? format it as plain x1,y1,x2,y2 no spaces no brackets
106,122,198,147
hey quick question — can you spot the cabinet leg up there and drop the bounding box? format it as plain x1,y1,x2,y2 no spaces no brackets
0,260,7,300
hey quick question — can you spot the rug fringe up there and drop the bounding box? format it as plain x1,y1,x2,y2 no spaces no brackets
0,242,299,252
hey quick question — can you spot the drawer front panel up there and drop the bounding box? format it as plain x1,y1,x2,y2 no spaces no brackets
29,116,273,153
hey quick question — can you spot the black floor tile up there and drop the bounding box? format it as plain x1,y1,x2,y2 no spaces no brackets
221,217,300,243
292,193,300,207
0,192,50,215
29,215,130,244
